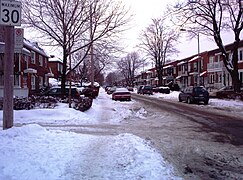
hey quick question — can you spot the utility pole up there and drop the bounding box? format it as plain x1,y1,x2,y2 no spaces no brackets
1,0,22,129
3,26,14,129
90,2,94,88
197,33,200,85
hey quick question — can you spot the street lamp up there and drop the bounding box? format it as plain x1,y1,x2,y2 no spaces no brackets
180,28,201,85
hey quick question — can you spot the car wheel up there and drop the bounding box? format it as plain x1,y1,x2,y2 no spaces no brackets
179,96,182,102
204,100,208,105
187,97,192,104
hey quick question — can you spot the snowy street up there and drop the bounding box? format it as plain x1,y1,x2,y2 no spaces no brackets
0,88,243,179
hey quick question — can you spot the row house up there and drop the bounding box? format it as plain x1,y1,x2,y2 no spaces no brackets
48,57,63,82
207,41,243,89
134,40,243,90
15,39,53,95
0,38,53,97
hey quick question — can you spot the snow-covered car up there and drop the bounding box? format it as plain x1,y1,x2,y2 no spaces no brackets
153,86,170,94
112,88,131,101
42,86,81,99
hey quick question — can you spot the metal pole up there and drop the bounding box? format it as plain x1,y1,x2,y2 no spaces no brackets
197,33,200,85
3,26,14,129
90,4,94,88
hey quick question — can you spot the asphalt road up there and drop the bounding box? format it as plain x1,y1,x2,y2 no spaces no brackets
130,93,243,179
132,93,243,146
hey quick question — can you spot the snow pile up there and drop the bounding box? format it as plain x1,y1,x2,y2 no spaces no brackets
48,78,59,86
0,125,181,180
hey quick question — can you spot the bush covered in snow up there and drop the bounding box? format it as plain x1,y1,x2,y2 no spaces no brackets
0,95,93,112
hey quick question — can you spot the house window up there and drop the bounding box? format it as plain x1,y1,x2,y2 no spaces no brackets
239,71,243,84
14,75,20,86
24,54,29,68
31,51,36,64
39,55,43,66
201,59,203,70
39,76,43,88
239,48,243,61
31,75,36,90
210,74,214,83
58,63,63,72
209,56,214,64
45,58,48,67
216,55,220,62
193,62,197,70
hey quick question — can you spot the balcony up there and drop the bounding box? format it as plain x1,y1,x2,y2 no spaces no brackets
207,61,225,72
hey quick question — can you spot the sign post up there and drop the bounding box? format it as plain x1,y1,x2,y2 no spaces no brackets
1,0,22,129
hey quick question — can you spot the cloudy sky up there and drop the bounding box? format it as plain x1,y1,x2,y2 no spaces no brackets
24,0,242,61
122,0,242,60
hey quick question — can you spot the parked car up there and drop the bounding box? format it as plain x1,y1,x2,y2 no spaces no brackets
112,88,131,101
152,86,170,94
179,86,209,105
215,86,234,98
107,86,116,95
127,86,134,92
137,85,153,95
42,86,81,99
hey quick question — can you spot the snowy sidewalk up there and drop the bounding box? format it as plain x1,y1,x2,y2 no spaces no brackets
0,89,182,180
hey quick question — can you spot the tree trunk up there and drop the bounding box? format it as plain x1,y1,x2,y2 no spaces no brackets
231,43,241,92
61,49,68,97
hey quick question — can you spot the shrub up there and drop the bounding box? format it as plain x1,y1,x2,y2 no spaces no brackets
0,95,93,112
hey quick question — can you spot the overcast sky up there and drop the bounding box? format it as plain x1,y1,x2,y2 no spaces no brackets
121,0,242,61
24,0,242,62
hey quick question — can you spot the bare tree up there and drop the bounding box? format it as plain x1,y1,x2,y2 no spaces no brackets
22,0,131,95
117,52,144,86
172,0,243,92
105,71,120,86
139,18,179,86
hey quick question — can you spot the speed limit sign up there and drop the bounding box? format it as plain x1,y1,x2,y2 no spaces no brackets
0,0,22,26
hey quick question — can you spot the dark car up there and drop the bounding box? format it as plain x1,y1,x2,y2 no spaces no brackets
179,86,209,105
43,86,81,99
215,86,234,98
137,85,153,95
112,88,131,101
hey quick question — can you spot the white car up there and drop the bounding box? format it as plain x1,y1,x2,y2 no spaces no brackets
112,88,131,101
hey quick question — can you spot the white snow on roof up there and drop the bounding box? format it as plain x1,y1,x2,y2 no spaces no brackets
177,61,187,65
188,56,201,62
48,58,63,63
24,38,49,57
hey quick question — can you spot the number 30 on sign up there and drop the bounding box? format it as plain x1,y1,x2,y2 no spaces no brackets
0,0,22,26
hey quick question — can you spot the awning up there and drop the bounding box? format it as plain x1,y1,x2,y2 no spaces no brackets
24,68,37,74
189,72,198,75
177,61,187,65
200,71,207,77
163,64,173,69
22,48,31,56
189,56,201,62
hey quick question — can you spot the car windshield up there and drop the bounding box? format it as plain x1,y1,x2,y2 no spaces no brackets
144,86,152,90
